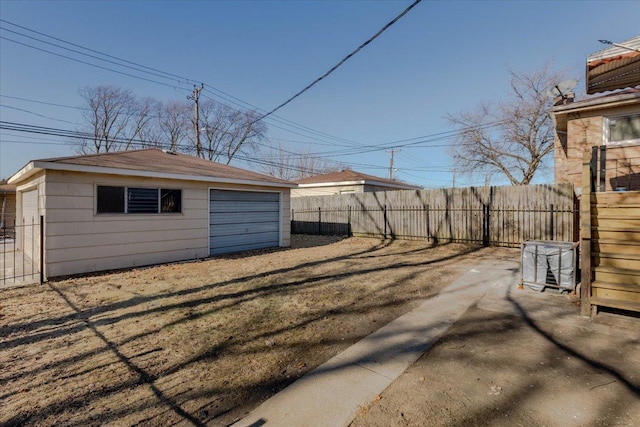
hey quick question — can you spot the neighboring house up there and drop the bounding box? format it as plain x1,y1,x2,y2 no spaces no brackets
8,149,296,279
552,89,640,194
292,169,421,197
586,35,640,95
0,183,16,232
553,34,640,194
553,35,640,316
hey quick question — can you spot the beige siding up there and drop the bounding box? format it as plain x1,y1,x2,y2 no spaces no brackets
292,184,365,197
40,170,291,278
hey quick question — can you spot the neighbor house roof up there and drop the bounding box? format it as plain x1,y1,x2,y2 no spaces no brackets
0,183,16,194
587,35,640,94
294,169,421,190
9,148,296,188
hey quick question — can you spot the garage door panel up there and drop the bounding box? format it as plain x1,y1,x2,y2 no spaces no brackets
210,211,279,226
210,234,279,255
209,189,280,256
211,222,279,236
210,191,279,202
208,201,280,213
211,231,279,247
211,240,280,255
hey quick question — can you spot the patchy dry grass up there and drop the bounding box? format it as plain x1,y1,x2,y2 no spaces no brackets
0,236,516,426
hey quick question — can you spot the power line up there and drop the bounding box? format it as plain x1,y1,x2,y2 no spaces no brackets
0,35,192,92
0,121,367,176
1,122,444,178
255,0,422,122
0,94,86,110
0,19,364,150
0,18,190,83
0,104,79,125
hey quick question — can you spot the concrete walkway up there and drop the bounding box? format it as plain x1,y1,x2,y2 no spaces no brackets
0,238,40,289
233,259,520,427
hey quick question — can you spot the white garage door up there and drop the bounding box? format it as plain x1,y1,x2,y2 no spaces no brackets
21,189,39,260
209,189,280,255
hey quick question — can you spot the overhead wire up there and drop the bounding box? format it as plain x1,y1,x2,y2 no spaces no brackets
0,19,364,150
0,121,395,176
1,9,510,182
254,0,422,122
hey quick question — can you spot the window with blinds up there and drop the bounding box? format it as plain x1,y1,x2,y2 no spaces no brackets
97,186,182,214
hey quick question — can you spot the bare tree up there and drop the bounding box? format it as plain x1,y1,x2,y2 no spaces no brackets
127,96,159,150
445,65,568,185
258,142,344,180
157,100,190,151
76,86,267,162
77,85,142,153
198,100,266,164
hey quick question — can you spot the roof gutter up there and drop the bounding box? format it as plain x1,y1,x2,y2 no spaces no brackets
552,91,640,116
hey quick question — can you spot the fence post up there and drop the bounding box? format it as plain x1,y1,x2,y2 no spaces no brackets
599,145,607,192
590,146,598,193
425,204,430,242
482,204,490,246
549,204,555,240
318,207,322,235
39,215,44,285
581,152,593,316
383,205,387,239
348,206,352,237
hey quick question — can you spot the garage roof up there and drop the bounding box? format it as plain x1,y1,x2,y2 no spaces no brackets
9,148,297,188
587,35,640,94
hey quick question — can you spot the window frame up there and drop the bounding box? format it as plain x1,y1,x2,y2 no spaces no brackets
604,113,640,146
96,185,182,215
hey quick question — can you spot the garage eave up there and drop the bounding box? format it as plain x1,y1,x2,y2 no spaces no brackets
11,161,298,189
8,162,42,185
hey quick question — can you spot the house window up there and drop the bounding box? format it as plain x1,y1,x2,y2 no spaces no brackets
97,186,182,214
128,187,158,213
97,186,125,213
606,114,640,145
160,189,181,213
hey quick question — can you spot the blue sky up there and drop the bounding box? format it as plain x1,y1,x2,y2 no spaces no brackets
1,0,639,187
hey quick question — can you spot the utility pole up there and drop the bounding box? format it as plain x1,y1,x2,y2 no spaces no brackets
452,168,456,188
387,148,399,180
187,84,204,157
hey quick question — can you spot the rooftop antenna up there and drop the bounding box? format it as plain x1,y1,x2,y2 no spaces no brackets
546,79,577,106
598,39,640,53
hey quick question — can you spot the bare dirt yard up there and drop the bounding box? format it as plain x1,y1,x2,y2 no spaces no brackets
4,236,639,427
1,236,512,426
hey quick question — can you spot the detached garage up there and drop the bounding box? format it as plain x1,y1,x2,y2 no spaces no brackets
8,149,296,279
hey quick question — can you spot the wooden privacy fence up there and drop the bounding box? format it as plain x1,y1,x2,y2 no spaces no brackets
580,146,640,316
291,184,577,247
